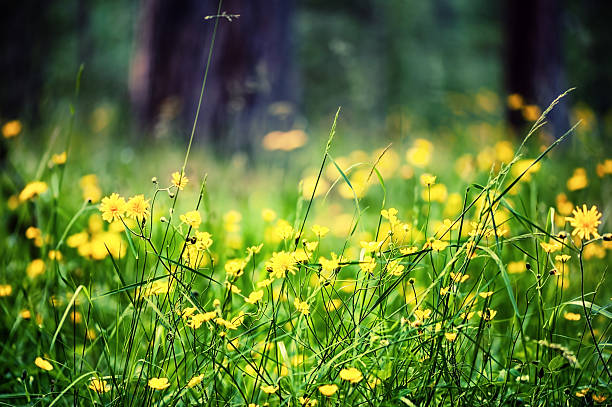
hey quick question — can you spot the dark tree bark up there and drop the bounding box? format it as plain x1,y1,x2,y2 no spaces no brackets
504,0,569,136
0,1,53,121
130,0,297,153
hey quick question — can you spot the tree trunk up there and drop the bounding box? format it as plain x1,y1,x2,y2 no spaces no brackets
130,0,296,154
504,0,569,136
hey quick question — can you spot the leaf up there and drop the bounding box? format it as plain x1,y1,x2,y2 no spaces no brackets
548,355,567,371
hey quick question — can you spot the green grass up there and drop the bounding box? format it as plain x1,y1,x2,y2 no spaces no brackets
0,90,611,407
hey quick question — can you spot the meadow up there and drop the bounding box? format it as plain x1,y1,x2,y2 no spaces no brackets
0,89,611,406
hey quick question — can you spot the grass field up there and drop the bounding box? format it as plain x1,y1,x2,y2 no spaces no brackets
0,91,611,406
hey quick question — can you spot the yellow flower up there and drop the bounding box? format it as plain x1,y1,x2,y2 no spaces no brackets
400,246,419,255
88,378,110,393
245,290,264,304
0,284,12,297
507,260,526,274
195,231,213,250
359,240,383,252
27,259,46,278
262,129,307,151
339,367,363,383
567,168,588,191
511,159,540,181
566,204,602,240
171,171,189,190
274,219,294,240
80,174,102,203
261,208,277,222
556,193,574,216
387,259,404,276
51,151,67,165
555,254,571,263
180,210,201,229
266,251,298,278
247,243,264,255
2,120,22,138
564,312,581,321
592,394,607,403
294,298,310,315
19,181,48,201
420,173,436,186
187,374,204,388
596,159,612,177
406,139,433,168
318,384,338,396
444,332,458,342
478,291,494,298
224,258,246,278
478,308,497,321
431,240,449,252
540,240,562,253
422,183,447,202
125,195,150,222
522,104,541,121
48,250,62,261
360,256,376,274
311,224,330,238
100,193,126,223
261,384,279,394
148,377,170,390
413,308,432,323
35,357,53,371
507,93,524,110
449,272,469,283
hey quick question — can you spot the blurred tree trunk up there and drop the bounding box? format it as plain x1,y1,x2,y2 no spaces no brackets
130,0,296,153
0,1,53,121
504,0,569,137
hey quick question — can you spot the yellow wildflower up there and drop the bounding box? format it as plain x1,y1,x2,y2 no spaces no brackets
261,384,279,394
339,367,363,383
35,357,53,371
19,181,48,201
245,290,264,304
27,259,45,278
148,377,170,390
555,254,571,263
100,193,126,223
0,284,12,297
564,312,581,321
266,251,298,278
261,208,277,222
431,240,449,252
195,231,213,250
2,120,22,138
444,332,458,342
420,173,436,186
51,151,67,165
318,384,338,396
88,378,110,393
359,240,383,252
311,224,330,238
187,374,204,388
478,308,497,321
180,210,201,229
566,204,602,240
171,171,189,190
294,298,310,315
567,168,588,191
125,195,150,222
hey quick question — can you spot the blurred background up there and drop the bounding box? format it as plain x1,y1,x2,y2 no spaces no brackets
1,0,611,156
